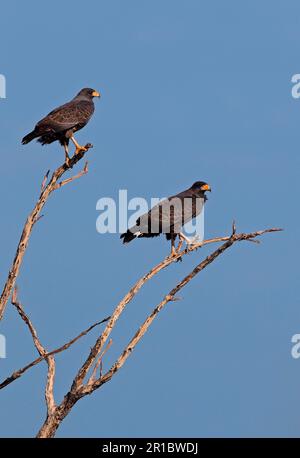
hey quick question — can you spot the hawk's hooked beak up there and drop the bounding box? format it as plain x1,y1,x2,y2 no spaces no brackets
92,90,101,97
200,183,211,192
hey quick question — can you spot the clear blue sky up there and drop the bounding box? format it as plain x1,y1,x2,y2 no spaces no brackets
0,0,299,437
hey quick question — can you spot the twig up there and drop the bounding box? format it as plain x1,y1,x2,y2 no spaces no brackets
12,287,44,355
41,170,50,191
54,161,88,189
0,144,92,321
87,339,113,385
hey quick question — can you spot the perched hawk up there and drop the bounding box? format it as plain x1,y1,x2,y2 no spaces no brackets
121,181,211,255
22,88,100,164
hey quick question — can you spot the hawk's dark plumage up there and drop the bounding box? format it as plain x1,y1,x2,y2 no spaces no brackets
121,181,211,254
22,88,100,163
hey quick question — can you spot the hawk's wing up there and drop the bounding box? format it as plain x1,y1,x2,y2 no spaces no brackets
37,100,94,133
133,195,204,235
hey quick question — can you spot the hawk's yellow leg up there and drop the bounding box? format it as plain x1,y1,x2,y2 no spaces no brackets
63,142,71,167
70,135,88,154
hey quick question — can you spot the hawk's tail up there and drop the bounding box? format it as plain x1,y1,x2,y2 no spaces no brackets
120,230,137,244
22,130,38,145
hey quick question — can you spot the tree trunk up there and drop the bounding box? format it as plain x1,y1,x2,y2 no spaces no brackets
36,392,78,438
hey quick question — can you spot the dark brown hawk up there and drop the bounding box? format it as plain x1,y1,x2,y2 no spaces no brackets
121,181,211,256
22,88,100,164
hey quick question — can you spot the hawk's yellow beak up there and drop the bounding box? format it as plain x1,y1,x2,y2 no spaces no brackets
92,90,100,97
200,183,211,191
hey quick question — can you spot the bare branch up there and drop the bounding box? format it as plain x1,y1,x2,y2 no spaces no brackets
0,316,110,390
0,144,93,321
12,287,45,356
11,288,56,414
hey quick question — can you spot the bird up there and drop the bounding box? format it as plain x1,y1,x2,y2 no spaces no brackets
121,181,211,256
22,88,100,165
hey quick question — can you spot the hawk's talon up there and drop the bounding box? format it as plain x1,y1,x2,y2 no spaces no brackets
179,233,201,250
168,247,178,258
188,236,201,247
75,146,88,155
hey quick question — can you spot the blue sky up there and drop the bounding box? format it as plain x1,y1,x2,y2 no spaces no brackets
0,0,299,437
